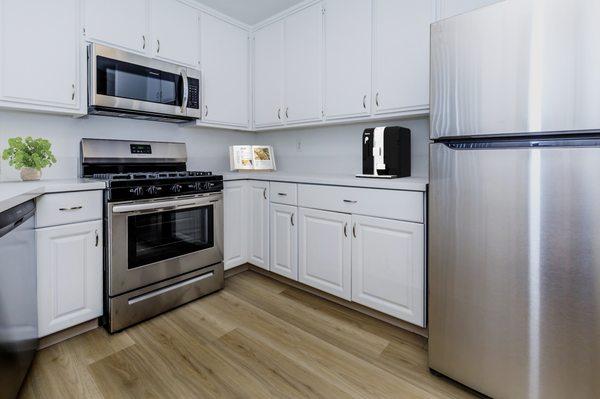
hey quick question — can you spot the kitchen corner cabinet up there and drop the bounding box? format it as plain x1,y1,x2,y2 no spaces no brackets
270,203,298,280
36,220,103,337
0,0,82,114
298,207,352,300
224,181,249,270
372,0,433,116
351,215,425,326
247,181,270,269
150,0,199,67
200,13,249,128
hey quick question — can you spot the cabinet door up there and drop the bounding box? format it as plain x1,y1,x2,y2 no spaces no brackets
248,181,270,269
270,204,298,280
253,21,284,128
299,208,351,300
0,0,80,110
284,3,324,124
200,13,249,127
84,0,148,54
351,215,424,326
437,0,503,19
224,181,248,270
150,0,199,67
373,0,433,115
36,220,103,337
324,0,372,120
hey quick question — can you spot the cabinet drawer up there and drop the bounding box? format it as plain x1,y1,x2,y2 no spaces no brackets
298,184,423,223
36,191,103,228
270,182,298,205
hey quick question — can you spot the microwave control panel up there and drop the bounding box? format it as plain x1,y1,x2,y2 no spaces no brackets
187,78,200,110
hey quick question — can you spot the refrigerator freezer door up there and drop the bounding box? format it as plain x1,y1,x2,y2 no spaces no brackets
429,141,600,399
430,0,600,139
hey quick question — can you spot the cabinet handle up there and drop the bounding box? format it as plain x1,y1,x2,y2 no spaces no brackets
290,213,295,226
277,108,281,120
343,199,357,204
95,230,99,247
142,35,146,50
363,94,367,109
277,193,287,196
263,188,267,200
156,39,160,53
285,107,289,119
343,222,348,237
71,84,76,101
375,92,380,107
59,206,83,211
352,223,357,238
204,105,209,117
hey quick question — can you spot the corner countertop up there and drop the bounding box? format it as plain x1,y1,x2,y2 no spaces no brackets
220,171,428,192
0,178,106,213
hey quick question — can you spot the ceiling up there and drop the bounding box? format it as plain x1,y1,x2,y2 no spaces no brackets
196,0,304,25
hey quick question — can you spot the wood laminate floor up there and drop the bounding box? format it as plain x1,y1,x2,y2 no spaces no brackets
19,271,476,399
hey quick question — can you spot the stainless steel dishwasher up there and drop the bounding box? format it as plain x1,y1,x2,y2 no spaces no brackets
0,200,37,399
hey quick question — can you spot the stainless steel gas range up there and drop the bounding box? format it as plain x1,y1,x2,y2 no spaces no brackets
81,138,224,333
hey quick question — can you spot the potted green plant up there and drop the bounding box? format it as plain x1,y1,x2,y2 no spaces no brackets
2,137,57,181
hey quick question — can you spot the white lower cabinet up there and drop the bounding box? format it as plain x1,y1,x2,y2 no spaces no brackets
247,181,270,269
269,203,298,280
351,215,425,327
224,181,248,270
36,220,103,337
298,207,352,300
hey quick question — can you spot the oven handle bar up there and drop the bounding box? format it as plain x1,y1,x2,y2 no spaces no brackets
112,194,222,214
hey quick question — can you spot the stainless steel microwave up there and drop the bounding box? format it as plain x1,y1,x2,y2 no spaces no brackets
87,44,201,123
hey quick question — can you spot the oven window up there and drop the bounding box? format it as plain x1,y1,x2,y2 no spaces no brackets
127,206,214,269
96,56,183,106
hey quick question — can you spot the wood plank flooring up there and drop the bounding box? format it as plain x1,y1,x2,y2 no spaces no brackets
19,271,476,399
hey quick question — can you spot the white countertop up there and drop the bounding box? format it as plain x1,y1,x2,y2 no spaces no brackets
0,178,106,213
220,171,428,192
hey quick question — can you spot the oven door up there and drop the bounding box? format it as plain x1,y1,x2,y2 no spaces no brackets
107,193,223,296
89,44,200,119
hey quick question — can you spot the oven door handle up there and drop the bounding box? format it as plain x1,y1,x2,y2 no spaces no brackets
111,196,221,214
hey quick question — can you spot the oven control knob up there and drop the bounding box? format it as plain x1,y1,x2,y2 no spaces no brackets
129,186,144,197
171,184,182,193
146,186,159,195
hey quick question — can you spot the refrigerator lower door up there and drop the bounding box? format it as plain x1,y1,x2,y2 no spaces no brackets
429,140,600,399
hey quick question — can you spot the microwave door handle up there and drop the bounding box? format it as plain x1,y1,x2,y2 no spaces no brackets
181,70,189,113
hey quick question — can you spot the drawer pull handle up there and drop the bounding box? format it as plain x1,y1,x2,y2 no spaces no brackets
278,193,288,196
59,206,83,211
343,222,348,237
343,200,357,204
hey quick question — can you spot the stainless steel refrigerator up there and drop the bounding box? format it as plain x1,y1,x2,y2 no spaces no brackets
428,1,600,398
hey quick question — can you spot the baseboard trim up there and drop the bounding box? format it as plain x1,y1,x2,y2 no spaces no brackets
224,263,251,278
38,318,100,350
246,266,428,338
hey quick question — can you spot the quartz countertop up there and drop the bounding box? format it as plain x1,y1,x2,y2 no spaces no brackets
0,178,106,213
220,171,428,192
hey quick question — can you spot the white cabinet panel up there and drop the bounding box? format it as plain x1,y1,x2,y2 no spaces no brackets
150,0,199,67
324,0,372,119
437,0,503,20
37,220,103,337
84,0,148,53
0,0,80,110
200,13,249,127
35,190,103,229
270,204,298,280
373,0,433,115
299,207,351,300
224,181,248,270
284,3,324,124
248,181,270,269
270,182,298,206
351,215,425,326
253,21,284,127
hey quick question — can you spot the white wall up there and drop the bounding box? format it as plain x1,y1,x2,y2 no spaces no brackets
256,117,430,177
0,110,253,181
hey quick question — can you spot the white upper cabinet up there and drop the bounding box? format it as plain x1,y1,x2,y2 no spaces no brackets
200,13,249,127
373,0,434,115
150,0,200,67
283,3,324,124
84,0,148,54
437,0,503,20
0,0,81,112
324,0,372,120
253,21,285,128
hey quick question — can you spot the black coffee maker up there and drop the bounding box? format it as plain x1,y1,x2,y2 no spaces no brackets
357,126,411,179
